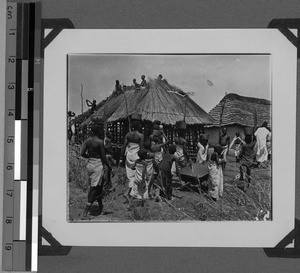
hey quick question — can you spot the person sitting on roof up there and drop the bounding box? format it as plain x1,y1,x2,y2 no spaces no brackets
115,80,123,95
157,74,168,83
140,75,147,87
86,99,97,114
133,78,140,89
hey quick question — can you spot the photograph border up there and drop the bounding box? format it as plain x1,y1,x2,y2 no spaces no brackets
43,29,296,247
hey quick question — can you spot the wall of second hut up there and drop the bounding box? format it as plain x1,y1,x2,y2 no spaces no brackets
204,125,246,145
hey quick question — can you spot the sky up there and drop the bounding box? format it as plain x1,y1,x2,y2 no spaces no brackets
68,54,271,115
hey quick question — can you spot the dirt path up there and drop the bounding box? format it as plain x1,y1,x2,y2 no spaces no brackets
68,149,271,222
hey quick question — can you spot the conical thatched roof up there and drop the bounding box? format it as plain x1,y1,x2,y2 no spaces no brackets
208,93,271,127
81,78,214,127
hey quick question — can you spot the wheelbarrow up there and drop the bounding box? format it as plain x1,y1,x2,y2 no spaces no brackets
179,163,209,192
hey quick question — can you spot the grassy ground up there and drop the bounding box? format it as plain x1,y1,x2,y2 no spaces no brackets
68,145,271,222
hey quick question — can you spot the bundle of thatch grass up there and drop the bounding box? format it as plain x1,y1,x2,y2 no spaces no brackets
68,144,89,192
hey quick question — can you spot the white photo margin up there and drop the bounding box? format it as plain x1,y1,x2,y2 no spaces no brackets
43,29,297,247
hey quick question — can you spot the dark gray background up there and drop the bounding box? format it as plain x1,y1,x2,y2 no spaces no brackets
40,0,300,272
1,0,300,272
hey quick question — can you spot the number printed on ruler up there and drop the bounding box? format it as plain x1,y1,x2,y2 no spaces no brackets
2,2,17,271
3,2,41,271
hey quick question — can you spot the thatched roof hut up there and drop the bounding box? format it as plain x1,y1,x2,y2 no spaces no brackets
82,77,214,126
209,93,271,127
206,93,271,143
80,77,214,156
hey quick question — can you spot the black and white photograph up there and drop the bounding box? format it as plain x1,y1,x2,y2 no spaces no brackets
2,1,300,272
67,54,272,222
42,29,296,247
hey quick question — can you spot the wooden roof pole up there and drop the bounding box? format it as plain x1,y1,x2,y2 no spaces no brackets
219,93,227,133
122,90,131,132
183,92,195,122
80,83,84,115
183,94,188,122
253,108,258,132
103,101,108,137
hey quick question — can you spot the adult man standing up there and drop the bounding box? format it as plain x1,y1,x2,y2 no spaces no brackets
80,123,113,219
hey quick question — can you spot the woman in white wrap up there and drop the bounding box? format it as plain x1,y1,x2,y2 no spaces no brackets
121,118,144,200
254,122,270,164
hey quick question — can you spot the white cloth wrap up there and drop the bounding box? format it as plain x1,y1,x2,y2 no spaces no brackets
86,158,104,187
254,127,270,162
130,159,154,199
125,142,140,188
208,162,223,200
196,142,208,164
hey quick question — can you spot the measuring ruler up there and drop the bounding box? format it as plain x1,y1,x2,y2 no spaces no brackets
3,1,41,271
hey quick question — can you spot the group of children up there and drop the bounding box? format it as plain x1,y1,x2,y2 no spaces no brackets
195,126,266,201
209,125,269,199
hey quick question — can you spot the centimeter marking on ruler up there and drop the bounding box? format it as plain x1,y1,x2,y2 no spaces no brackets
15,1,30,271
3,2,17,271
3,2,41,271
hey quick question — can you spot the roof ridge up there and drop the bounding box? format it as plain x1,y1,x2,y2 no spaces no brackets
80,76,214,126
209,93,271,127
222,93,271,105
